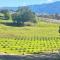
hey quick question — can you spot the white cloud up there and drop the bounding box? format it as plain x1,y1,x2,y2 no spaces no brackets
21,2,27,6
47,0,53,3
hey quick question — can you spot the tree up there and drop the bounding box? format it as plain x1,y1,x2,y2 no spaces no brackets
0,9,10,20
59,26,60,33
12,6,37,25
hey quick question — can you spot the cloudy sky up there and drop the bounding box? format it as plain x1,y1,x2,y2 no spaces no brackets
0,0,60,7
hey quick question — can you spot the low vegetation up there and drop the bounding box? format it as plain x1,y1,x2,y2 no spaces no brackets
0,6,60,55
0,19,60,55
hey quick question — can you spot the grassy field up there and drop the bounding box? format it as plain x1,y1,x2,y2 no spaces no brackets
0,19,60,55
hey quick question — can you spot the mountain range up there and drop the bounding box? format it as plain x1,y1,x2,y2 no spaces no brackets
0,1,60,14
29,1,60,14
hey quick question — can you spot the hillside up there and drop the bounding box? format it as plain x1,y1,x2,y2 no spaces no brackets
29,1,60,14
0,1,60,14
0,18,60,55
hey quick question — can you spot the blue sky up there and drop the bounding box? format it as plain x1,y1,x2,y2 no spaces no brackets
0,0,60,7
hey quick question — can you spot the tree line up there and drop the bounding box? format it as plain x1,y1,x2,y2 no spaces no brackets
0,6,37,26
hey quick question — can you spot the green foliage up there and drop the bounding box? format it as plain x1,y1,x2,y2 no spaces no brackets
12,7,37,25
59,26,60,33
0,9,10,20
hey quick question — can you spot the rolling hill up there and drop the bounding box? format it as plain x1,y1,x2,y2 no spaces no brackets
29,1,60,14
0,1,60,14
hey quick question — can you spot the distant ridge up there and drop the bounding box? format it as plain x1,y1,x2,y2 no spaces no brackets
0,1,60,14
29,1,60,14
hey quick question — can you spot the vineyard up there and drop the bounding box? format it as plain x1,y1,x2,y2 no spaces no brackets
0,19,60,55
